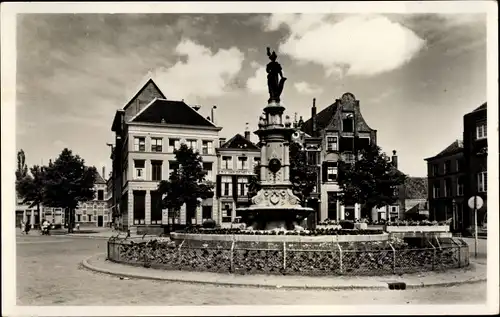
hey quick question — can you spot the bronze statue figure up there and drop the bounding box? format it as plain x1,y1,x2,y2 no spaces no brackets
266,47,287,102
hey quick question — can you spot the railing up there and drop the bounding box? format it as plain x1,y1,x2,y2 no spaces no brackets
107,237,470,276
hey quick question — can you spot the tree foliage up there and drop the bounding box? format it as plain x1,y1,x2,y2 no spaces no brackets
157,144,214,225
16,149,28,181
16,165,46,212
337,144,407,218
43,148,97,232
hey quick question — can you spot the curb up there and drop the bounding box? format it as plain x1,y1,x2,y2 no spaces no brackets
82,254,486,291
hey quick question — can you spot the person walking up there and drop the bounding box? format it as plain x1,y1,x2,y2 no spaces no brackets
20,220,25,234
24,220,31,235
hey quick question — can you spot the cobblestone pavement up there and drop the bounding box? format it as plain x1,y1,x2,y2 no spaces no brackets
16,234,487,306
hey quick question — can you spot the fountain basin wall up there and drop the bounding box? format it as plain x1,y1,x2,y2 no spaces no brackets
107,235,470,276
170,232,389,245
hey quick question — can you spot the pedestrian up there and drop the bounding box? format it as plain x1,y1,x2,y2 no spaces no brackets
20,220,25,234
24,221,31,235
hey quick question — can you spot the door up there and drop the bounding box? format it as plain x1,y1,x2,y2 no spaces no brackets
97,216,103,227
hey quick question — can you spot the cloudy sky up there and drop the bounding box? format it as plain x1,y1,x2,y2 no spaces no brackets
16,13,486,177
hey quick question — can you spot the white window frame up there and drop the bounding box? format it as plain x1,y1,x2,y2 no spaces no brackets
187,139,197,150
151,138,162,152
134,137,145,152
327,136,338,151
151,160,163,181
238,177,249,196
134,160,145,180
203,163,213,181
222,176,232,196
222,156,233,170
237,157,248,170
202,140,213,155
457,180,464,196
478,172,487,192
327,166,337,182
476,123,487,140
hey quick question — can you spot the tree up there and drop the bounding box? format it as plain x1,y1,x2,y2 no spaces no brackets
43,148,97,233
16,149,28,181
337,144,407,220
16,165,47,219
157,144,214,226
247,142,318,207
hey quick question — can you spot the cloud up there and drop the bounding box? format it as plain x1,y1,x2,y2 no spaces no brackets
264,14,425,77
294,81,323,95
152,39,244,102
246,63,268,94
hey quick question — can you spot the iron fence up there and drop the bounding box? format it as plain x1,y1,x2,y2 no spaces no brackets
107,237,470,276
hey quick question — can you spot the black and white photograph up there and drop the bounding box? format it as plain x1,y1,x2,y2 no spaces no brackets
1,1,498,316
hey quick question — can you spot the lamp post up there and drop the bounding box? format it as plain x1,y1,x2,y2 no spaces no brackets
106,143,115,228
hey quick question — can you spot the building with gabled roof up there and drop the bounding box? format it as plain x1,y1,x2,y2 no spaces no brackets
297,93,404,223
110,78,222,234
215,128,261,225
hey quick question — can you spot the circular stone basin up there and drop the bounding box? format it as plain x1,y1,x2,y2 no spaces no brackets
170,231,389,245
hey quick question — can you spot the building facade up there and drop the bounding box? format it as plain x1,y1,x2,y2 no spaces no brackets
110,78,222,234
215,131,260,224
463,103,487,229
425,140,465,230
298,93,404,222
74,170,111,227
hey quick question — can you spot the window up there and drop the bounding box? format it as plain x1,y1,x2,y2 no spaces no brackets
133,191,146,225
222,156,233,170
168,139,180,152
457,177,464,196
444,178,452,197
433,183,440,198
223,204,232,217
151,138,162,152
82,215,87,222
134,160,145,180
476,123,487,140
444,160,451,174
150,191,162,225
134,137,145,152
77,214,81,222
456,159,464,172
478,172,487,192
307,151,317,165
237,157,248,170
339,137,354,152
202,206,212,220
97,190,104,201
187,139,197,150
88,214,93,222
327,165,337,182
202,140,213,154
327,137,338,151
432,164,439,176
222,176,232,196
151,160,163,181
203,162,213,181
342,116,354,132
391,206,398,213
238,177,249,196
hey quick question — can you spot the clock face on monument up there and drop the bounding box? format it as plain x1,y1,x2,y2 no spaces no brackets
268,158,282,174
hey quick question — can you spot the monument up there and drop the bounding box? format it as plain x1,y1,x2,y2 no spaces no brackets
237,48,314,230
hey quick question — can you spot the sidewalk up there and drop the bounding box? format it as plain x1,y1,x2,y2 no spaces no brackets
83,253,486,290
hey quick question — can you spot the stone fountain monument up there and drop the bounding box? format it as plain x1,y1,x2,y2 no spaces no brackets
237,48,314,231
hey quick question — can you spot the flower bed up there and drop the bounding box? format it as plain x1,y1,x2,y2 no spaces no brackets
107,236,469,276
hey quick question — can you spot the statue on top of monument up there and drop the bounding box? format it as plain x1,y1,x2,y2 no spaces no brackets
266,47,287,103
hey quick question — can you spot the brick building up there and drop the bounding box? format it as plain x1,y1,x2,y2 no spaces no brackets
298,93,404,222
463,103,487,229
215,130,260,224
425,140,465,230
110,78,222,234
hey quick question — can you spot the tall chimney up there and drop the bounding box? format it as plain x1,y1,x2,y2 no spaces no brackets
391,150,398,168
244,122,250,141
211,105,217,125
311,98,317,136
102,166,105,180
